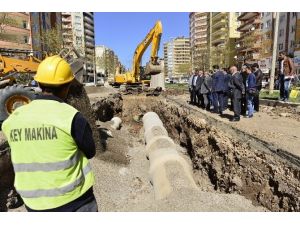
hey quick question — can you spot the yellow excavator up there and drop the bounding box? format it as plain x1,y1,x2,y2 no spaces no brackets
114,20,163,87
0,48,84,123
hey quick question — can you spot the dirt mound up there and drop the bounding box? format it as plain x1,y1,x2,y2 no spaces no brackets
260,105,300,122
66,82,101,151
92,93,123,122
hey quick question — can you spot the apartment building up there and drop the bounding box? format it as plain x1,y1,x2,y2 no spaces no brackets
62,12,96,82
207,12,240,69
95,45,122,80
164,37,191,79
189,12,208,70
257,12,300,73
0,12,32,53
236,12,262,68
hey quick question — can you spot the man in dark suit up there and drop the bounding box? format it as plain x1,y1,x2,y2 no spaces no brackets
211,65,225,115
240,65,248,116
195,70,204,107
223,67,232,110
190,69,199,105
200,71,212,110
251,63,263,112
229,65,245,122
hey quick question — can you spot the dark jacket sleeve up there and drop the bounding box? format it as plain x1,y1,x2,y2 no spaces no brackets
233,74,245,93
247,74,256,90
255,70,263,87
71,112,96,159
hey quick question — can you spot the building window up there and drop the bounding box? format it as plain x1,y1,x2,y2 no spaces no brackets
290,40,295,48
261,23,264,29
261,12,264,17
293,12,297,18
279,43,283,50
279,29,284,37
266,12,271,16
280,15,285,23
24,36,28,44
266,20,271,28
292,25,295,33
22,21,27,29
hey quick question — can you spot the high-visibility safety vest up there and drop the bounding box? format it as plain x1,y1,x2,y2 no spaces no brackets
2,99,94,210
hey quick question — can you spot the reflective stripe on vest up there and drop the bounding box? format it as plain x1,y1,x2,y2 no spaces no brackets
17,163,92,198
13,151,80,172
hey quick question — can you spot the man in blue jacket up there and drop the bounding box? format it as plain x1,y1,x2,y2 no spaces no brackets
245,64,256,118
211,65,225,115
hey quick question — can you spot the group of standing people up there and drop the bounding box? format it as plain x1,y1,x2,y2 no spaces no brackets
189,63,263,122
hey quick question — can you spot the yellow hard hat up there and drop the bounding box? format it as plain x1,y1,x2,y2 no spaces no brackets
34,55,74,86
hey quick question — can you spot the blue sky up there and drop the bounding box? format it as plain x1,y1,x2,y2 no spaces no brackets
94,12,189,69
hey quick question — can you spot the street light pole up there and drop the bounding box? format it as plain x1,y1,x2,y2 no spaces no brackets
269,12,280,94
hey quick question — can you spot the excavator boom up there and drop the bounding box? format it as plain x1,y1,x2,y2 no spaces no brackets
114,20,163,85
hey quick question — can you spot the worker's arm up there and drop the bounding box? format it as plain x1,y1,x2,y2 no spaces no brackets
71,112,96,159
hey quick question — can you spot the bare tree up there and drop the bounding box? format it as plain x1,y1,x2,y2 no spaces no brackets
40,25,63,55
177,63,192,74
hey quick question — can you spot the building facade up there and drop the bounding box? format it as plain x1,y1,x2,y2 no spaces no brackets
207,12,240,69
30,12,62,58
189,12,208,71
236,12,262,68
164,37,191,80
0,12,32,53
95,45,122,81
61,12,96,82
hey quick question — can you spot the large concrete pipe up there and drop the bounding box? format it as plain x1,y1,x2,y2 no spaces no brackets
142,112,197,200
110,117,122,130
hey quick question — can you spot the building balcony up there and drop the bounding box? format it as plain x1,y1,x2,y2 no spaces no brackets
212,12,227,21
0,40,31,51
211,36,226,46
84,16,94,25
84,12,93,18
84,29,94,36
212,27,226,36
2,25,30,35
212,19,226,30
62,17,71,23
238,18,262,32
84,22,94,31
238,12,260,21
85,35,94,42
85,41,94,48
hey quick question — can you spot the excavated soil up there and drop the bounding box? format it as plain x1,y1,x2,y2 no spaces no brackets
120,95,300,212
2,87,300,212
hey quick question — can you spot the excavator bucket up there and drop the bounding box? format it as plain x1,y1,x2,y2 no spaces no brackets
59,47,84,84
144,61,163,76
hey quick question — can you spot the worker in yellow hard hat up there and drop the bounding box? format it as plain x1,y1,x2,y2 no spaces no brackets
2,55,98,212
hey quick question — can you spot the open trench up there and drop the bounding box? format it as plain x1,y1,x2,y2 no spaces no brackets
105,94,300,212
1,88,300,212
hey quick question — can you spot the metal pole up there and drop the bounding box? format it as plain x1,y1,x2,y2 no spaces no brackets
269,12,280,94
93,54,96,86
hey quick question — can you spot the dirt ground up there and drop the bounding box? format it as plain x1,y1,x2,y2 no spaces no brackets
172,94,300,158
3,86,300,211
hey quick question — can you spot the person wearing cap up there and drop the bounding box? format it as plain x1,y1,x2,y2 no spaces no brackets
2,56,97,212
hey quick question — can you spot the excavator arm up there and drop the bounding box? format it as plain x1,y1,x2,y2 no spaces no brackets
113,20,163,86
131,20,162,81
